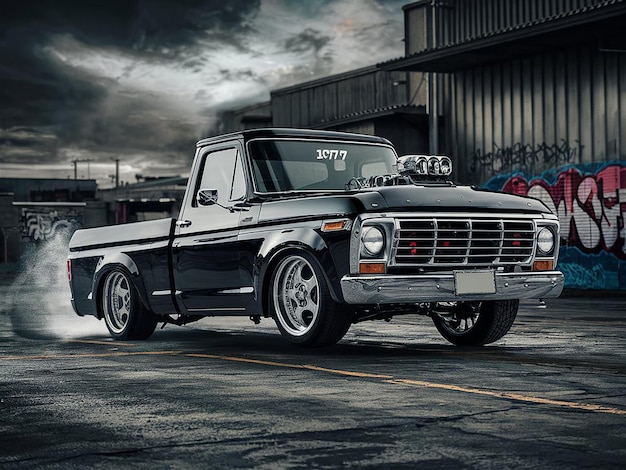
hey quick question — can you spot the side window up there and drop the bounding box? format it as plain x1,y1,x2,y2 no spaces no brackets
195,147,245,206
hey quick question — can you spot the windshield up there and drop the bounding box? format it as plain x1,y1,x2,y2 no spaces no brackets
248,138,398,193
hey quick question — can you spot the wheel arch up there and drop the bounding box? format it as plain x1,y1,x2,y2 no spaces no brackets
92,253,150,319
255,232,345,318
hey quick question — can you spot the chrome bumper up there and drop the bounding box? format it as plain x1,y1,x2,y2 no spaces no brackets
340,271,564,304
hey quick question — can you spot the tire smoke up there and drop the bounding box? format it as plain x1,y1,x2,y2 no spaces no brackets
6,229,106,339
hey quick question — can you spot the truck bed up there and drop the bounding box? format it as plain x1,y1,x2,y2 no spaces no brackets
68,218,177,318
69,218,175,251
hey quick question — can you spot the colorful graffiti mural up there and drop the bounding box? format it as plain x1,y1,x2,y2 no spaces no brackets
484,162,626,290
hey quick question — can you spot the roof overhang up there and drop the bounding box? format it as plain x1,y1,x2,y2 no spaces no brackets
379,3,626,73
312,105,427,129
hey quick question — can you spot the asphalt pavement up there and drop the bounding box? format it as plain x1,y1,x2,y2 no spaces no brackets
1,275,625,469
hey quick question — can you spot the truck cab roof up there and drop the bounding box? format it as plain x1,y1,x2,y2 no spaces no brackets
195,128,393,148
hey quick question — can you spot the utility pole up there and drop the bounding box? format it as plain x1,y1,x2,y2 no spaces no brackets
111,157,120,188
71,159,93,179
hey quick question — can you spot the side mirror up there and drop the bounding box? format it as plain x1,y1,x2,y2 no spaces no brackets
197,188,218,206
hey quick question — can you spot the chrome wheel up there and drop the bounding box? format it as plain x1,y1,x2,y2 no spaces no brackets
103,271,132,335
101,270,157,340
272,255,320,337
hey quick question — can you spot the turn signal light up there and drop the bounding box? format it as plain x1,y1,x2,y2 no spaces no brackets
533,260,553,271
359,262,386,274
322,219,351,232
67,259,72,281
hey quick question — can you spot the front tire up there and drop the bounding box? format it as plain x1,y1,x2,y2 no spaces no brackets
269,252,352,347
101,270,157,340
432,300,519,346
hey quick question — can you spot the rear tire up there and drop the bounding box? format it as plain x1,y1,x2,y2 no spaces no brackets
432,300,519,346
269,252,352,347
101,270,157,340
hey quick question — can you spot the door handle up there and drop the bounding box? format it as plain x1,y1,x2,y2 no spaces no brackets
176,219,192,228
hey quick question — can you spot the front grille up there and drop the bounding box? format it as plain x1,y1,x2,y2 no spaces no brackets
392,218,535,267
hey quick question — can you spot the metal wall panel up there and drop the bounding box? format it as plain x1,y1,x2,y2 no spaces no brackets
605,53,620,159
616,45,626,153
579,48,593,162
566,48,579,152
444,45,624,185
592,50,607,161
271,69,408,128
411,0,607,52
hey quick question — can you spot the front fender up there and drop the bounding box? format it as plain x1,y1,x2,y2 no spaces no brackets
254,227,346,315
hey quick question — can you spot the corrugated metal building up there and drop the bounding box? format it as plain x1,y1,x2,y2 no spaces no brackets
270,65,430,156
381,0,626,290
219,102,273,134
215,0,625,290
382,0,625,181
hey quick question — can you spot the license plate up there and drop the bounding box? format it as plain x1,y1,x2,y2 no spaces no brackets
454,271,496,295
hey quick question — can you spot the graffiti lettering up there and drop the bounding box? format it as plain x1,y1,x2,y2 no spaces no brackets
20,207,82,242
470,140,582,175
498,165,626,256
483,163,626,290
561,262,606,290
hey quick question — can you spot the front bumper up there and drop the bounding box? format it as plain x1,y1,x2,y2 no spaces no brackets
340,270,564,304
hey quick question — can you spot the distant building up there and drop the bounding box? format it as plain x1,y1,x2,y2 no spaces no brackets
217,65,430,156
98,176,187,224
0,177,97,202
219,102,273,134
0,175,189,265
0,192,19,263
0,178,107,266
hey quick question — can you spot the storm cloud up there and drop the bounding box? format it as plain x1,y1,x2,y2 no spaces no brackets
0,0,406,186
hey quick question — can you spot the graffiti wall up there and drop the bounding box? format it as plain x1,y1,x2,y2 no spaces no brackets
483,162,626,290
17,205,83,243
470,140,582,177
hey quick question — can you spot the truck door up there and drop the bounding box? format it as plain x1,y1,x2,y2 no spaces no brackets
173,144,247,314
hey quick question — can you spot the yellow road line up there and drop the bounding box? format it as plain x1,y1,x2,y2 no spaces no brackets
186,354,393,378
2,348,625,416
301,364,393,379
186,353,304,369
185,354,626,416
387,378,626,416
0,351,182,361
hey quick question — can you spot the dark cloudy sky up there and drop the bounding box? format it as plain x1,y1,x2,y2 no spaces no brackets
0,0,406,187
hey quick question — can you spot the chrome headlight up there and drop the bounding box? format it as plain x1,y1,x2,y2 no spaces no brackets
537,227,555,255
361,226,385,257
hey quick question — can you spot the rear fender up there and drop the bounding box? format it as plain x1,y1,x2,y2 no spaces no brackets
92,253,150,319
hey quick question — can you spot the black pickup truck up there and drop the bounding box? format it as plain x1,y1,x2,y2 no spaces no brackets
67,128,564,346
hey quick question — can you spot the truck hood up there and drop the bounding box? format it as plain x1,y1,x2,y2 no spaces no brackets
370,184,551,214
257,184,552,224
